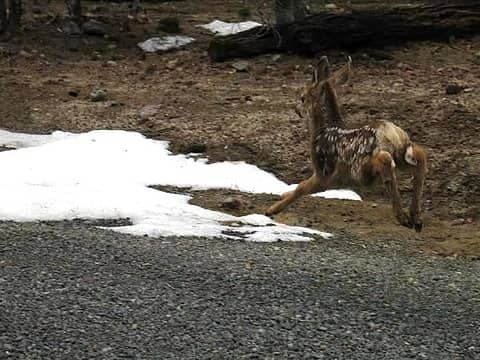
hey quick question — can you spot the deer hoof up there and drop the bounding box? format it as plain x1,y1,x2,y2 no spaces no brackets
413,221,423,232
409,214,423,232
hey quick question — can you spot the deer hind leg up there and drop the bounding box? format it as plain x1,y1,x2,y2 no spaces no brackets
266,174,327,216
369,150,411,228
405,144,427,232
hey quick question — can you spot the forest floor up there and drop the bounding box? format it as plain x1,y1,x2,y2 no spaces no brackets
0,0,479,256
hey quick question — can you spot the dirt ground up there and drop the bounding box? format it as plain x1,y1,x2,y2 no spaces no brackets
0,0,479,256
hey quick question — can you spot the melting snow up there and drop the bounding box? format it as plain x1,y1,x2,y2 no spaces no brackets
198,20,262,36
137,36,195,53
0,130,360,241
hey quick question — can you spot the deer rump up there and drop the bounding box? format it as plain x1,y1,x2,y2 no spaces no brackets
267,56,427,232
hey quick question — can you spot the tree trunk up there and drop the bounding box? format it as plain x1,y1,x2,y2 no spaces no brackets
209,1,480,61
0,0,22,35
0,1,7,32
71,0,81,20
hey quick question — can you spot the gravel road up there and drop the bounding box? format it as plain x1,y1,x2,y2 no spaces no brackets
1,221,479,359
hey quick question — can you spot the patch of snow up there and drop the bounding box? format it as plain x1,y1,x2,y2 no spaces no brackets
0,129,76,149
314,189,361,201
138,36,195,53
0,130,339,242
198,20,262,36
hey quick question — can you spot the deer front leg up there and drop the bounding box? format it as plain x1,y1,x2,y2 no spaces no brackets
406,144,427,232
370,151,411,228
266,174,326,216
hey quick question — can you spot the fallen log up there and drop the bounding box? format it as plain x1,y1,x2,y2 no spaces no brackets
208,2,480,61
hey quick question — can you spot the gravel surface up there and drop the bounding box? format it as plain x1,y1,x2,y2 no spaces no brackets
1,221,479,359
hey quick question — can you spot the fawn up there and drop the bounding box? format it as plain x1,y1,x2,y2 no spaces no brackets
266,56,427,231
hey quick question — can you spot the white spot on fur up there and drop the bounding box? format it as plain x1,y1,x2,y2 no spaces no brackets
405,145,417,165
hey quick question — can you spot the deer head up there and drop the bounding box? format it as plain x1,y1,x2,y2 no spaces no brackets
297,56,352,136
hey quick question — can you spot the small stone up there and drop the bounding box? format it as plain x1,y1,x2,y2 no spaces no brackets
19,50,31,58
82,20,107,36
222,196,250,210
231,61,249,72
451,218,465,226
166,59,179,70
90,89,108,102
62,20,81,36
325,3,337,10
396,62,414,71
271,54,282,62
472,51,480,65
445,83,463,95
139,105,161,120
106,60,118,67
252,95,269,102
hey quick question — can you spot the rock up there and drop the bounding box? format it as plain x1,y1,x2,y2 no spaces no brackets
82,20,107,36
139,105,161,120
63,20,81,36
472,51,480,65
445,83,463,95
396,62,414,71
222,196,250,210
18,50,31,58
231,61,250,72
252,95,269,103
271,54,282,62
325,3,337,10
166,59,179,70
90,89,108,102
90,51,101,60
106,60,118,67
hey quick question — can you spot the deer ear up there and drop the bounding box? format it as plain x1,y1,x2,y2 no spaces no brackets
330,56,352,87
314,56,331,83
312,68,319,83
312,56,330,83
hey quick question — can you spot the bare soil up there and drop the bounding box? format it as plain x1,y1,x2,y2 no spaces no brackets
0,0,479,256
